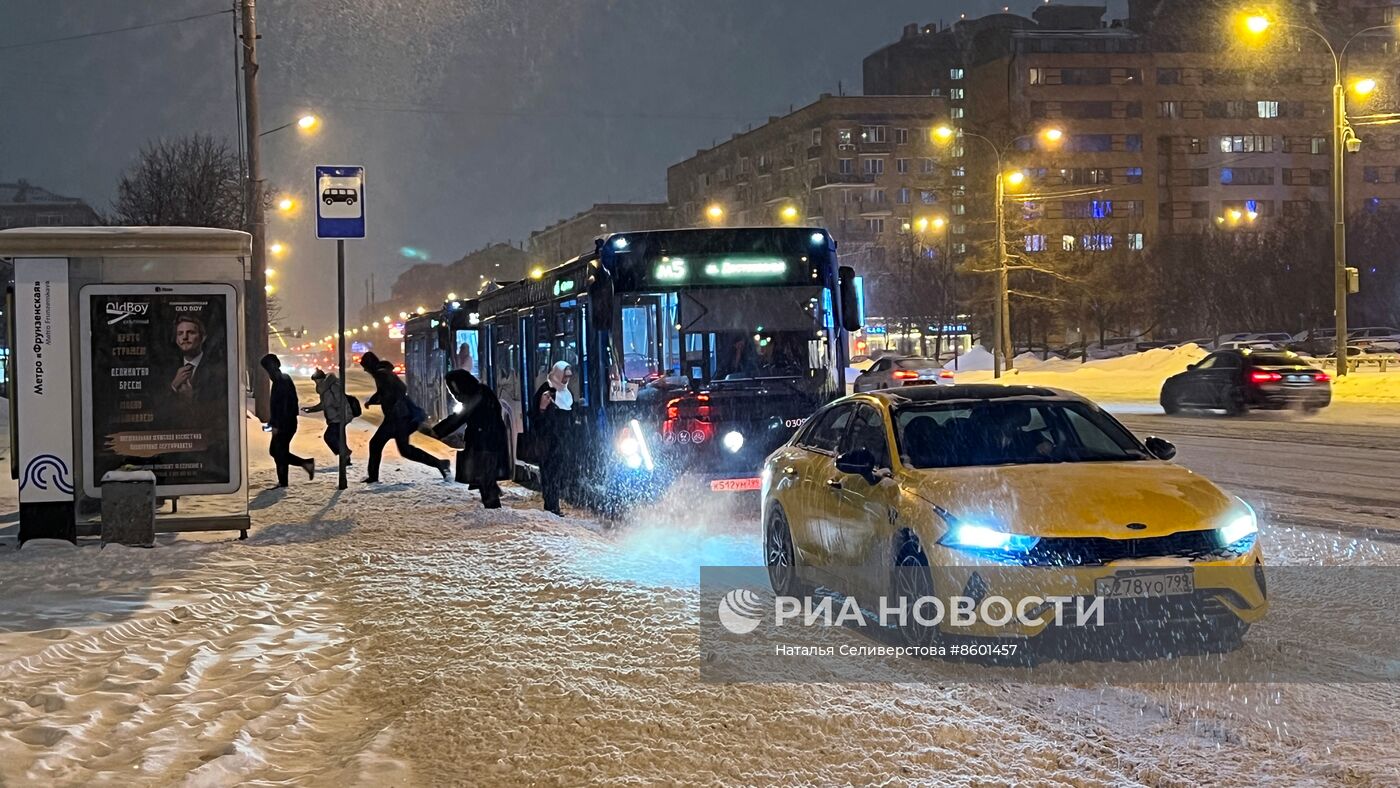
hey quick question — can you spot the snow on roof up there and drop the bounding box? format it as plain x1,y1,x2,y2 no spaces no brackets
0,226,252,257
0,181,85,205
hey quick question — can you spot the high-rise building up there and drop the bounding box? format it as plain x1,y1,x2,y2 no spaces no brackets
665,94,949,323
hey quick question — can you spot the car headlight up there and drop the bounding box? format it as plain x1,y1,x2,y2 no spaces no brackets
939,522,1040,554
1219,504,1258,547
722,430,744,453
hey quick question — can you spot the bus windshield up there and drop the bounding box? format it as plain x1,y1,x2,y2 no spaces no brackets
609,284,835,401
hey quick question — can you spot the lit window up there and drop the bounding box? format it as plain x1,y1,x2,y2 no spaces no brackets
951,144,965,158
1310,136,1327,154
1257,100,1280,118
838,128,853,146
949,68,964,80
1025,234,1047,252
953,243,967,254
951,107,965,119
920,190,937,205
1082,233,1114,251
1158,101,1182,119
1091,200,1112,219
951,166,966,177
952,203,966,215
1128,233,1145,250
1028,68,1044,85
1126,166,1144,183
862,125,888,143
1061,235,1076,251
950,88,965,100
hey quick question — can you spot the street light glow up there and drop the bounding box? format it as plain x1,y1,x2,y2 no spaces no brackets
1005,170,1026,187
705,204,725,222
915,217,929,233
780,205,799,222
932,125,955,142
530,267,545,279
446,291,458,301
1041,127,1064,143
1352,77,1378,96
269,242,285,255
931,216,947,230
1243,14,1270,34
297,114,319,130
277,197,295,212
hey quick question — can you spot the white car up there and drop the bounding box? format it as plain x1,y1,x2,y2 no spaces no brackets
1216,340,1283,352
852,356,954,392
1347,327,1400,353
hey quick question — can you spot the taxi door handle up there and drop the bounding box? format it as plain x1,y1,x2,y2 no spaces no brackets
826,477,843,489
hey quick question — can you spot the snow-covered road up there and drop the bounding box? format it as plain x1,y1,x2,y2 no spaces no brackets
2,403,1398,784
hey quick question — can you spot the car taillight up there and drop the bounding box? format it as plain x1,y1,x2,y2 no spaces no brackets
939,369,954,379
1249,370,1282,384
1314,371,1330,382
892,370,919,380
666,397,680,421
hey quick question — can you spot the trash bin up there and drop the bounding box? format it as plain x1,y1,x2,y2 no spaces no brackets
100,470,157,547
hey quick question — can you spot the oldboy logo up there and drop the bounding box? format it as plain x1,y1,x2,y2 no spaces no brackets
105,300,149,325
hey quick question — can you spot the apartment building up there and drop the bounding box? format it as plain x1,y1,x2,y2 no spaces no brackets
665,94,948,318
865,2,1400,258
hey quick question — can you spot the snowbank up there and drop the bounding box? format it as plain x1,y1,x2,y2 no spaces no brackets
955,344,1400,404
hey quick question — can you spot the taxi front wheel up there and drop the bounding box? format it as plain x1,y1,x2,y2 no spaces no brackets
765,506,802,598
892,539,940,649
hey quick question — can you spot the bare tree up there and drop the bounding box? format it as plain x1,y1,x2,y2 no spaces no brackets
114,134,243,229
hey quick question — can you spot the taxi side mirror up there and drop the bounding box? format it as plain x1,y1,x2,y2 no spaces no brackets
1186,363,1198,371
835,448,880,482
1145,436,1176,461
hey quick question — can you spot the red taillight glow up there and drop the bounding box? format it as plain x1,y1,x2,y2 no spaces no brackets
1314,371,1330,382
892,370,919,380
939,369,954,379
1249,370,1282,384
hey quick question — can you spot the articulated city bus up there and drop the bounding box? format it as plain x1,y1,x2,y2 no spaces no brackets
470,226,862,513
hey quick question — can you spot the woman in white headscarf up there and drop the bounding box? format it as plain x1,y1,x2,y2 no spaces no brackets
533,360,574,515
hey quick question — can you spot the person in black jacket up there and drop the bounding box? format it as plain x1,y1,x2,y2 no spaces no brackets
260,354,314,487
359,351,450,484
532,360,575,516
429,369,508,508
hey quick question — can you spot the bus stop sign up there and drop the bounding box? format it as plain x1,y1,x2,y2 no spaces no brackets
315,165,366,239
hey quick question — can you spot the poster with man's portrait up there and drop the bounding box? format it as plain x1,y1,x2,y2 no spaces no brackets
80,284,242,496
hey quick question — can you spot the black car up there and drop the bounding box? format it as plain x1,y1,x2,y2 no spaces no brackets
1160,349,1331,416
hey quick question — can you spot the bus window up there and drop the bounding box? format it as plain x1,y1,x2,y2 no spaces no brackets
454,329,479,376
493,320,521,416
554,304,582,404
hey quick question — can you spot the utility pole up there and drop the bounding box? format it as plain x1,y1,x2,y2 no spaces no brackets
1331,79,1350,377
993,171,1006,378
239,0,270,419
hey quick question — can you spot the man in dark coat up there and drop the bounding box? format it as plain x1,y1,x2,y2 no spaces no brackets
260,354,314,487
360,351,450,483
430,369,508,508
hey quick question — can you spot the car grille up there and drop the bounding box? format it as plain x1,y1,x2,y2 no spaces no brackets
1022,530,1253,567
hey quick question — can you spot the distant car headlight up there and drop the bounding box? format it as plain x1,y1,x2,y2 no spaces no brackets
1219,504,1258,547
722,430,744,453
940,522,1040,554
615,419,654,472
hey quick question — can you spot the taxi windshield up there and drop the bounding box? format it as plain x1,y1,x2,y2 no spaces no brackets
894,400,1149,468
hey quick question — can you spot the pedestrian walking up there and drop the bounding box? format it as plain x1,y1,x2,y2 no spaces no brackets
429,369,509,508
260,354,314,487
532,360,575,516
359,351,450,484
302,368,356,463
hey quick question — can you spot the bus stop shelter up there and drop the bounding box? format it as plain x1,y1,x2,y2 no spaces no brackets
1,227,253,543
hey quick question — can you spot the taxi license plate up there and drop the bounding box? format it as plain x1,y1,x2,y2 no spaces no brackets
1095,570,1194,599
710,477,762,492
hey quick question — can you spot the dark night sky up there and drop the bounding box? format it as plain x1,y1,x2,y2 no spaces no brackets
1,0,1127,334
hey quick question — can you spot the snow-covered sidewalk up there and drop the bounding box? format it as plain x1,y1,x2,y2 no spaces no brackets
2,416,1399,784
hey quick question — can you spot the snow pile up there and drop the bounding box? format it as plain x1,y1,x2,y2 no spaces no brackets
943,345,993,372
956,344,1208,401
955,344,1400,404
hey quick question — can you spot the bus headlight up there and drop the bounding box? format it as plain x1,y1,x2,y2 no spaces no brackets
616,419,654,472
722,430,744,453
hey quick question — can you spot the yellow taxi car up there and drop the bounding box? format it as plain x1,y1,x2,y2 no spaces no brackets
761,385,1266,648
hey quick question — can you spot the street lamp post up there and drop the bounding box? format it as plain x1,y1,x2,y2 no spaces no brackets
1242,14,1394,376
933,126,1059,378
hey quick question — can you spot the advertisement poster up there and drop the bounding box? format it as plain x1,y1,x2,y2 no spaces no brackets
15,258,75,504
80,284,241,496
